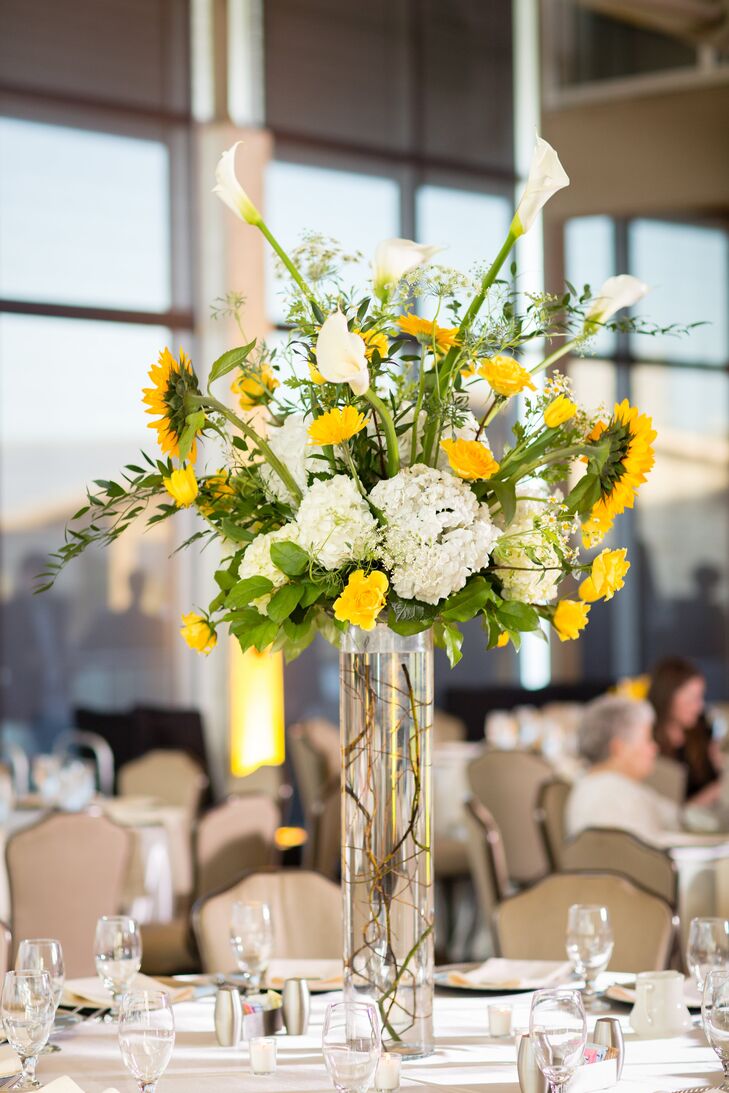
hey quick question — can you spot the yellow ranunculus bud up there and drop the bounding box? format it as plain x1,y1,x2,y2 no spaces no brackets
579,548,630,603
231,364,278,410
496,632,510,648
479,355,536,397
333,570,388,631
440,438,500,481
552,599,590,642
544,394,577,429
309,361,326,385
307,406,368,446
164,464,198,508
180,611,217,655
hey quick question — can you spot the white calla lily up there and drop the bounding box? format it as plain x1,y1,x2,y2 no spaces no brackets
587,274,649,324
511,137,569,237
213,142,262,226
315,312,370,396
373,238,441,300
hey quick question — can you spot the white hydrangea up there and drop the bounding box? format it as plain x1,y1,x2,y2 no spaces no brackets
259,413,321,504
295,475,378,571
493,485,567,604
369,464,500,605
238,524,301,611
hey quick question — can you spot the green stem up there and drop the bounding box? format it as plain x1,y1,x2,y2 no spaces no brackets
340,442,367,498
256,220,318,313
363,389,400,477
505,442,588,481
190,394,303,504
410,345,427,465
530,336,581,377
459,229,518,335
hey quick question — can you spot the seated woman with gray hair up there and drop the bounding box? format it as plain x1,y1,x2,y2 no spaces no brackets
565,695,681,842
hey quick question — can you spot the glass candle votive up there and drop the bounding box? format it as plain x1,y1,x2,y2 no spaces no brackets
375,1052,401,1091
249,1035,277,1075
488,1003,513,1038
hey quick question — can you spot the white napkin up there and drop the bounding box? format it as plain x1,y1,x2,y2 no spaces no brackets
447,958,573,990
41,1080,120,1093
0,1043,21,1078
266,959,343,991
63,972,193,1007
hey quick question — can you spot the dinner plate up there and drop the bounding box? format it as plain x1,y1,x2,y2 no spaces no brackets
434,962,572,994
605,979,703,1012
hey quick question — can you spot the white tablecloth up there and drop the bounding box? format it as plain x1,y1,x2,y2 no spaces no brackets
36,988,726,1092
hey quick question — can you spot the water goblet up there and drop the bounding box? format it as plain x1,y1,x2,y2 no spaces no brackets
1,970,55,1090
94,915,142,1018
702,968,729,1090
16,939,65,1054
229,901,273,989
688,917,729,992
322,1000,381,1093
565,904,613,1011
119,990,175,1093
530,987,587,1093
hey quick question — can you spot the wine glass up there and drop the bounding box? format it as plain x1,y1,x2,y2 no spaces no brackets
322,1001,381,1093
94,915,142,1018
530,988,587,1093
16,939,65,1054
229,901,273,989
1,970,55,1090
688,917,729,992
565,904,614,1011
119,990,175,1093
702,968,729,1089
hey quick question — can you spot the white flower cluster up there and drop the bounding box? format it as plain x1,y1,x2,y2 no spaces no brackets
238,525,300,611
493,486,568,604
294,475,378,571
369,465,500,604
259,413,320,505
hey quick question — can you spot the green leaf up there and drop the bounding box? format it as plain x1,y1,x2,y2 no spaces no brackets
247,618,279,652
270,540,310,577
207,340,257,387
441,577,495,623
441,622,464,667
494,599,540,632
489,479,517,524
226,576,273,608
389,595,438,624
267,583,304,623
387,613,434,637
563,473,601,516
300,582,324,608
178,411,206,462
220,519,254,543
214,568,237,591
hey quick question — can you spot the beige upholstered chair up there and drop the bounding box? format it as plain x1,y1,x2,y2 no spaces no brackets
0,920,11,978
467,750,553,886
495,871,674,972
463,798,511,928
53,729,115,796
289,720,340,877
536,779,572,872
561,827,678,908
118,749,208,815
644,755,688,805
7,811,132,976
195,794,280,900
433,709,467,745
193,868,342,973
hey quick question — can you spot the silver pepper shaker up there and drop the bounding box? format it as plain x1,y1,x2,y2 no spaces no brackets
282,978,310,1035
516,1033,548,1093
592,1016,625,1080
214,985,242,1046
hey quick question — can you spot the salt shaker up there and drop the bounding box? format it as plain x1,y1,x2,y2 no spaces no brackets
214,984,242,1046
592,1016,625,1080
516,1033,548,1093
282,978,310,1035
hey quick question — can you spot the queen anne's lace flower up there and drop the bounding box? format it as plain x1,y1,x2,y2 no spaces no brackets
238,525,301,611
259,414,320,504
493,487,567,604
369,465,500,604
295,475,378,571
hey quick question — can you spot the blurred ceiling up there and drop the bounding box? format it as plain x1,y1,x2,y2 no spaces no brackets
575,0,729,47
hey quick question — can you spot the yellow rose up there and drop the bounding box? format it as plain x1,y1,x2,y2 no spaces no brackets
307,406,368,446
180,611,217,655
544,394,577,429
440,438,500,481
231,364,278,409
479,355,536,397
552,599,590,642
333,570,388,631
163,464,198,508
579,548,630,603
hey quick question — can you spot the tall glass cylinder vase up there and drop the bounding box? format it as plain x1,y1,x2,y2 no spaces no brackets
340,624,434,1058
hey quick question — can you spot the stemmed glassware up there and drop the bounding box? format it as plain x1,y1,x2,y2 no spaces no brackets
229,901,273,989
565,904,614,1011
94,915,142,1018
322,1001,381,1093
1,970,55,1090
688,918,729,993
16,939,65,1054
530,988,587,1093
119,990,175,1093
702,968,729,1090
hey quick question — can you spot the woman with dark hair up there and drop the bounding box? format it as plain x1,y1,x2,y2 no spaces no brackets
648,656,722,804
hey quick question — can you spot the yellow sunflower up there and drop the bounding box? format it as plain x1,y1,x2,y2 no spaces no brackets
143,347,202,463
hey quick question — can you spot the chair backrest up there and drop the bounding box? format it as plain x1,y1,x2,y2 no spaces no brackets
536,779,572,872
195,794,280,901
53,729,115,796
289,720,340,872
7,811,132,976
467,749,553,885
494,870,674,972
118,749,208,814
433,709,467,745
561,827,678,908
644,755,688,805
463,798,510,927
193,868,342,973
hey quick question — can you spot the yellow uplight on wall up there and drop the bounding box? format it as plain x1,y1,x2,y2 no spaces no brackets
230,642,285,777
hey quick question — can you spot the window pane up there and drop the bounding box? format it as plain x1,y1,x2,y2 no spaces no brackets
629,220,729,366
265,161,400,323
417,185,511,276
0,119,171,311
565,216,615,357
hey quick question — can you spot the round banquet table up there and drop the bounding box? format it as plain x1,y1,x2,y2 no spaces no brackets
37,985,727,1092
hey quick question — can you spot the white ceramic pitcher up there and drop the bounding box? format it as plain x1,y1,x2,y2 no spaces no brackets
630,970,692,1037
